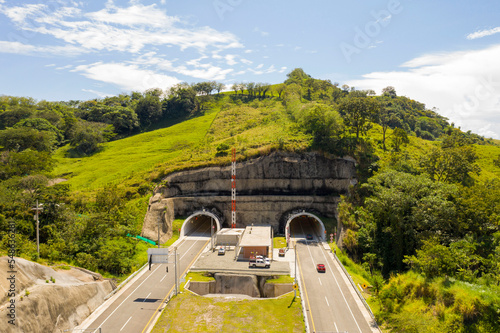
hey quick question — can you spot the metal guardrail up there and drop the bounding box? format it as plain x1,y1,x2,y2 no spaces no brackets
332,249,376,320
104,262,148,301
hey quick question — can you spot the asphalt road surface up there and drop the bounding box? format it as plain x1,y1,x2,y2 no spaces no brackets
291,218,378,333
80,223,210,333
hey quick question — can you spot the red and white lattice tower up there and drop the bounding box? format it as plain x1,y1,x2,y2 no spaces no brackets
231,148,236,228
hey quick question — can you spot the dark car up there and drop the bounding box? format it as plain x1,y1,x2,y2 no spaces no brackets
317,264,326,273
306,234,313,240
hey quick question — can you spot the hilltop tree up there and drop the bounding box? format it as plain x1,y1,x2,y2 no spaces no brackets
382,86,397,98
337,96,380,139
135,89,163,126
284,68,311,85
165,83,198,117
215,82,225,94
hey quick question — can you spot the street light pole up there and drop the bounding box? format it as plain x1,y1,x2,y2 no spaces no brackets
32,200,43,259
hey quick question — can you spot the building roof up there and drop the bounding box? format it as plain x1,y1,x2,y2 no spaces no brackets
217,228,245,236
238,226,272,247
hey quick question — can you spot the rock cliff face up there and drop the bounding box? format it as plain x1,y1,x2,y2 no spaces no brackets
142,152,357,242
0,257,114,333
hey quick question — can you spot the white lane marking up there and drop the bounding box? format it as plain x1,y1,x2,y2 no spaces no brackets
120,316,132,331
335,322,339,332
320,248,363,333
325,296,330,307
143,292,151,302
318,277,322,286
299,222,316,269
160,274,167,282
97,264,162,329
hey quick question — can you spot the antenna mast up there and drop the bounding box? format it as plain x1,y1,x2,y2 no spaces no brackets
231,148,236,228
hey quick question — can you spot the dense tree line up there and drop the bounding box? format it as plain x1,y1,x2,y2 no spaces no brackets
0,69,498,287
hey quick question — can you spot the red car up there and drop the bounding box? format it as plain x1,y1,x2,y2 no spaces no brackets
316,264,326,273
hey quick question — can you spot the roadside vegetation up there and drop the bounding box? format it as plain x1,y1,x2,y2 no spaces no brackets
1,68,499,331
152,279,303,333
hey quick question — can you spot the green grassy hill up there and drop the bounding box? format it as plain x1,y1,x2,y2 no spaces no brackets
52,96,310,195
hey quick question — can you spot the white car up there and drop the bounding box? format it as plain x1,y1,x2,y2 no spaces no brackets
249,257,270,268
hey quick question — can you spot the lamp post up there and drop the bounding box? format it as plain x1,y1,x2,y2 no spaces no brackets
32,200,43,259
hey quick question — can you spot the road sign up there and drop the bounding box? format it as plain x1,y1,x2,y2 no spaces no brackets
293,284,298,290
147,248,169,264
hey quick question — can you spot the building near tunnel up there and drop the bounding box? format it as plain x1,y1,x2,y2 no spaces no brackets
236,226,272,259
141,152,357,245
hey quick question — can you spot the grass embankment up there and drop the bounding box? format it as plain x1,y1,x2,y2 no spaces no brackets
152,272,303,333
52,109,220,193
53,97,310,196
375,272,500,332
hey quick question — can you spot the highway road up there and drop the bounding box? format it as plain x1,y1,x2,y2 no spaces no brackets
79,223,210,333
291,219,379,333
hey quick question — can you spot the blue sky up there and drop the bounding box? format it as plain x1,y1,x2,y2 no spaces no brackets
1,0,500,138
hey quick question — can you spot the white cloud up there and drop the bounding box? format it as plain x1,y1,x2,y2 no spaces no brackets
0,2,243,54
225,54,237,66
86,3,178,28
82,89,113,98
0,40,85,56
0,41,35,54
56,64,73,70
279,67,287,73
2,3,45,24
248,65,278,75
240,58,253,65
254,27,269,37
467,27,500,40
347,44,500,138
73,62,181,91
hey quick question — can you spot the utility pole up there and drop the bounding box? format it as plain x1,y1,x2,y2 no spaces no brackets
32,200,43,259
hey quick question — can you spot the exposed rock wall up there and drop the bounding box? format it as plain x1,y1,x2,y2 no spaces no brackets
142,152,357,242
187,276,292,298
0,257,114,333
215,273,260,297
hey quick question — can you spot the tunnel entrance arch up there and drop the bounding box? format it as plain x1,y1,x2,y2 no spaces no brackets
181,211,222,238
284,212,326,243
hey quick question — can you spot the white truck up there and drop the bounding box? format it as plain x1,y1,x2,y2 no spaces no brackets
249,257,270,268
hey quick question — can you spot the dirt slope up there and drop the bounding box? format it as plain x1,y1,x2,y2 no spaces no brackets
0,257,114,333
